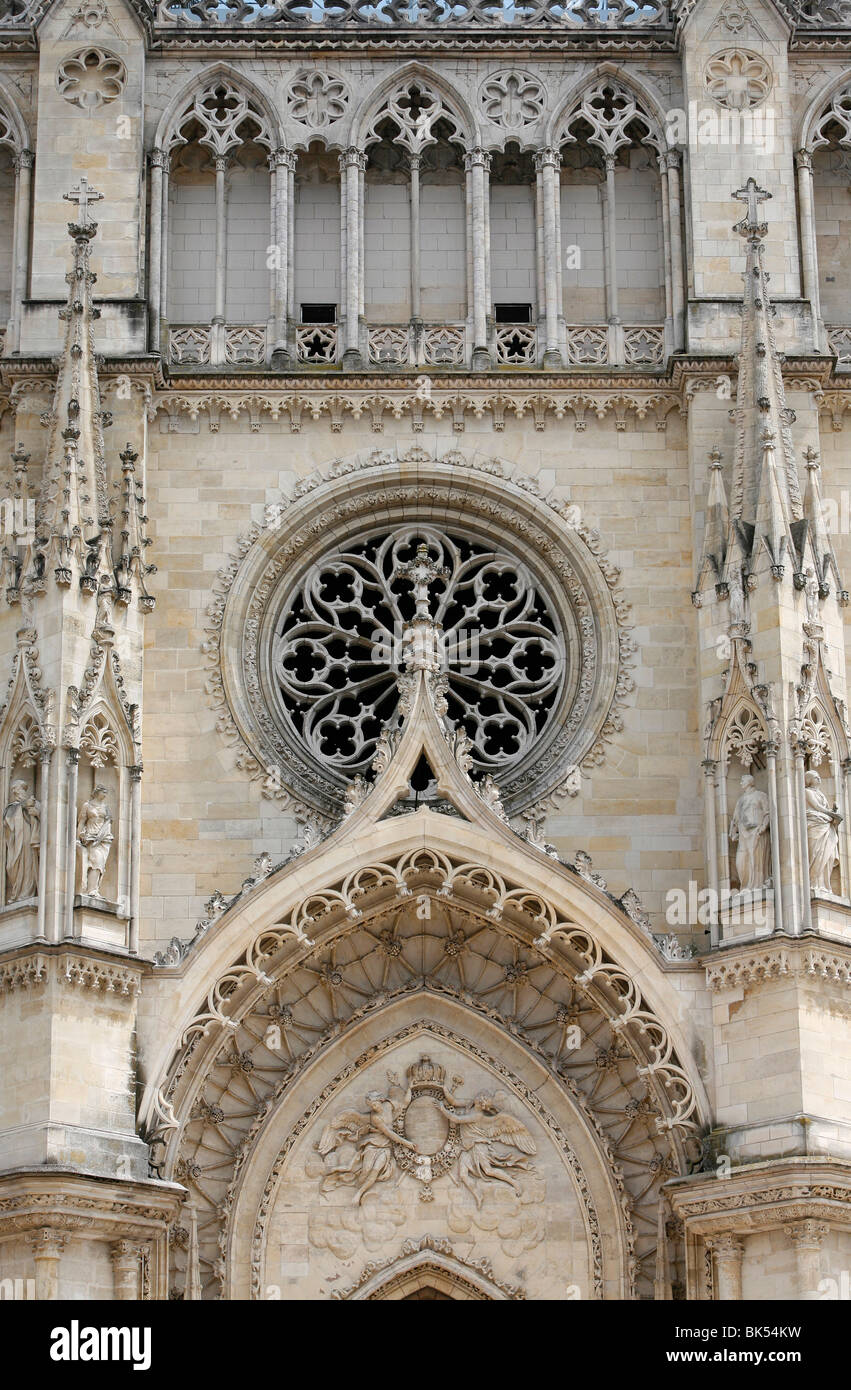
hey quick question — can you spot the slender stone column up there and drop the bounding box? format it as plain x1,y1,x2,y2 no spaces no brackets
409,154,421,323
465,147,492,369
535,159,545,324
287,157,296,329
666,151,685,350
160,158,170,339
112,1240,141,1300
340,147,366,367
706,1233,744,1301
36,748,51,943
766,747,783,932
128,763,142,956
148,149,166,354
702,759,720,947
602,154,621,364
795,150,823,353
657,151,673,354
10,149,33,352
64,749,79,939
717,759,731,893
785,1221,827,1299
269,148,296,367
213,154,229,356
842,757,851,899
535,148,563,366
794,748,812,932
31,1229,66,1301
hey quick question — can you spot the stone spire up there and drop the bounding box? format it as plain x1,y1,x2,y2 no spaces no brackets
37,178,111,589
728,178,802,574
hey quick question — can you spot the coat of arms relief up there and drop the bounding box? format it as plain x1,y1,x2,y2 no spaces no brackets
312,1056,539,1207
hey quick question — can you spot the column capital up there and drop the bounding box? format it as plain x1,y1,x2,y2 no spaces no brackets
663,148,682,171
705,1232,744,1258
213,154,230,174
149,147,167,171
66,747,80,767
533,147,562,172
129,763,144,783
269,146,297,172
785,1220,828,1251
407,153,423,173
14,148,34,173
603,152,618,174
464,147,492,173
339,146,367,172
31,1227,67,1258
794,148,814,173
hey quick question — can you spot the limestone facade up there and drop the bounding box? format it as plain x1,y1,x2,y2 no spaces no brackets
0,0,850,1302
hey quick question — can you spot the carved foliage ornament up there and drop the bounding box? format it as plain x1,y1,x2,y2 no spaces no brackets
704,50,773,112
56,48,126,111
155,0,670,28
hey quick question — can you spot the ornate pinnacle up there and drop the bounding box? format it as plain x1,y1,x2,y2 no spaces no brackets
396,543,448,622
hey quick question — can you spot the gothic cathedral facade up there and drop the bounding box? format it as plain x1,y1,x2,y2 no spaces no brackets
0,0,849,1303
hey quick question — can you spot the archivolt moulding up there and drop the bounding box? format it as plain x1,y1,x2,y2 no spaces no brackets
331,1233,525,1300
203,447,635,820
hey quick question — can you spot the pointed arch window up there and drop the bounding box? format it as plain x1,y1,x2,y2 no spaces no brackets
553,78,681,366
800,82,851,362
153,77,287,367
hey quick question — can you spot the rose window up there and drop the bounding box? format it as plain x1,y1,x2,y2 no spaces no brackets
271,525,565,779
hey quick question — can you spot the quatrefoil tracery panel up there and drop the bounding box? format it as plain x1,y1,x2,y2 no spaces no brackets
272,524,565,778
166,79,274,156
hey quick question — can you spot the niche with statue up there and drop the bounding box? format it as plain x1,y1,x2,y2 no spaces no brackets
74,710,126,927
1,713,43,910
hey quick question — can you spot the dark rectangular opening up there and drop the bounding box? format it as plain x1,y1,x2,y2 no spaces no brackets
301,303,336,324
494,303,532,324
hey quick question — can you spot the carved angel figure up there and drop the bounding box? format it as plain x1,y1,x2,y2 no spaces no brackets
315,1087,414,1205
439,1092,536,1208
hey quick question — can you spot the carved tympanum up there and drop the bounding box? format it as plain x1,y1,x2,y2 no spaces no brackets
314,1055,537,1205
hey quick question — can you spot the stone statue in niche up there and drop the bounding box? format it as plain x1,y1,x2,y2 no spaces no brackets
76,784,114,898
313,1055,539,1205
729,773,771,890
805,770,842,894
3,779,40,902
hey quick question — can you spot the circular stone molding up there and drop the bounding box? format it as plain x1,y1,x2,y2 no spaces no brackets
703,49,773,111
56,48,127,110
204,448,635,819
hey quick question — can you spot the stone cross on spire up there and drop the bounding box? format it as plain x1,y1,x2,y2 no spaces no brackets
733,177,770,237
397,543,449,622
63,177,103,229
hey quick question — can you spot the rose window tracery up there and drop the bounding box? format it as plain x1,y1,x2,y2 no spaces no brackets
271,524,564,779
